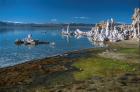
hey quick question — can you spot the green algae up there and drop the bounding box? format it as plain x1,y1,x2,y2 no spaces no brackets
73,43,140,81
117,48,139,54
73,56,138,81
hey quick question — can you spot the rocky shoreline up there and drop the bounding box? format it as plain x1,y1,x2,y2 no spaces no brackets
0,40,140,92
48,73,140,92
0,47,105,90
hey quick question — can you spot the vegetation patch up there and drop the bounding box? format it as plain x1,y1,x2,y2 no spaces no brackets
73,56,138,80
117,48,139,54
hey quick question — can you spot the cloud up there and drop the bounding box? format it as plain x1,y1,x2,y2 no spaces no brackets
73,16,89,19
51,19,57,22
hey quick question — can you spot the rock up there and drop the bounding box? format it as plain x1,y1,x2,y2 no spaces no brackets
42,65,66,73
130,77,140,83
24,78,33,84
56,89,63,92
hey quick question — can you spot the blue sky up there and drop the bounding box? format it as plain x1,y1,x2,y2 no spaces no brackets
0,0,139,23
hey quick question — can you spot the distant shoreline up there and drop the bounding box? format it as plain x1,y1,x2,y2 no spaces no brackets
0,21,95,29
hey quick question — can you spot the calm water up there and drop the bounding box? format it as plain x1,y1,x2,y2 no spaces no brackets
0,28,105,68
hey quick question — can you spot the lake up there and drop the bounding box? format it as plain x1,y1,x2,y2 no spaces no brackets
0,28,105,68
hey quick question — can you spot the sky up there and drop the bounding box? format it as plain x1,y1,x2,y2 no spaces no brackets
0,0,139,23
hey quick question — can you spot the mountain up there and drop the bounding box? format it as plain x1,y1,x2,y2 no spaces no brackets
0,21,95,30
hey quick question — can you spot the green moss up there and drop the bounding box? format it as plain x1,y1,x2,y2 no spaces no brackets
117,48,140,60
73,56,138,80
28,86,49,92
118,48,139,54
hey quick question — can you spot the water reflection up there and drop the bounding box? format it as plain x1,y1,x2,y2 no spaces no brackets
61,35,71,43
0,28,105,68
87,37,106,47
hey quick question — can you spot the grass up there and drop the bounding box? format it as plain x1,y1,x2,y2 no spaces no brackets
116,48,140,60
73,56,138,81
118,48,140,54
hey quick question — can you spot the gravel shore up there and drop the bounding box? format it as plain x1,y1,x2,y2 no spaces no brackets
0,39,139,92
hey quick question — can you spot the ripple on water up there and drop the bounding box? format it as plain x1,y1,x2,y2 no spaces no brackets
0,28,105,68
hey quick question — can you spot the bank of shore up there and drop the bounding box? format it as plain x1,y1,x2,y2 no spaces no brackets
0,39,140,92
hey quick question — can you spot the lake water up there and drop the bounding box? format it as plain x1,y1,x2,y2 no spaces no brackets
0,28,105,68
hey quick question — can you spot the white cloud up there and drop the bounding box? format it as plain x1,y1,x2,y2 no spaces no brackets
51,19,57,22
73,16,89,19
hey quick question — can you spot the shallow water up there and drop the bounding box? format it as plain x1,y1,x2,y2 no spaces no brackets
0,28,105,68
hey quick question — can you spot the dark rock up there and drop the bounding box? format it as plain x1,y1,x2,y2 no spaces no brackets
120,81,127,86
130,77,140,83
118,76,128,81
56,89,63,92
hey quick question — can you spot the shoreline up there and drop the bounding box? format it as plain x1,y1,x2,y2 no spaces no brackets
0,47,106,70
0,39,139,92
0,46,106,88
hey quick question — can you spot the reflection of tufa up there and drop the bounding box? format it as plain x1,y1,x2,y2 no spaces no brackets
50,42,56,46
61,24,74,36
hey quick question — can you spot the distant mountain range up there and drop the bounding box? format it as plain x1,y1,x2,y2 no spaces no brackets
0,21,127,31
0,21,96,29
